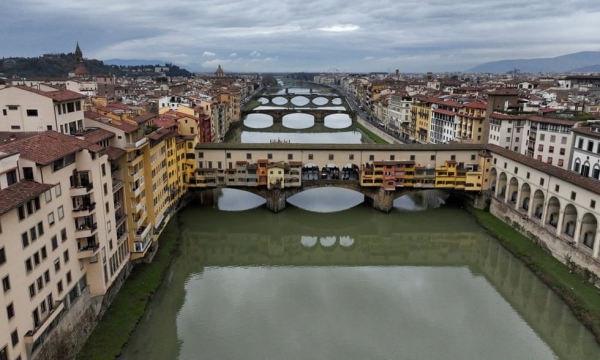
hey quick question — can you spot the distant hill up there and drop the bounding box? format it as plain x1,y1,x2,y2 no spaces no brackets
468,51,600,73
569,64,600,73
104,59,170,66
0,54,193,78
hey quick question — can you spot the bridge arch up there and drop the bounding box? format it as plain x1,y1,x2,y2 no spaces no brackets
258,97,269,104
312,96,329,106
324,113,352,129
272,96,289,105
507,177,519,205
545,196,561,229
562,204,577,238
282,113,314,129
580,213,597,249
519,183,531,212
301,235,318,248
532,189,545,220
319,236,337,247
290,96,310,107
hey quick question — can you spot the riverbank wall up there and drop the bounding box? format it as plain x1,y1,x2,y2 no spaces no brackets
464,198,600,344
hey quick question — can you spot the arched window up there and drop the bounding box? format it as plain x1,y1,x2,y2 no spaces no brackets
573,158,581,173
582,161,591,177
593,164,600,180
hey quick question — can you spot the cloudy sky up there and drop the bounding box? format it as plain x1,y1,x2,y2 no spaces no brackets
2,0,599,73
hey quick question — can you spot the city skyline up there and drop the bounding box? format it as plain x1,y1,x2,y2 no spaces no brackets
2,0,600,72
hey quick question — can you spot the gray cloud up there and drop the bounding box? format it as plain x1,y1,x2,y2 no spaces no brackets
1,0,599,72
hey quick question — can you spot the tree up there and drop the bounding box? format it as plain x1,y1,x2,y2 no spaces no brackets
261,76,278,87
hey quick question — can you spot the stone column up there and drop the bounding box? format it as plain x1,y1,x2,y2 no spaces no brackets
371,188,395,213
593,232,600,259
573,217,582,245
265,190,287,213
556,210,565,237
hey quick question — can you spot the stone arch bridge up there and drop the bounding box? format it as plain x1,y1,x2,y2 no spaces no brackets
244,108,357,123
257,93,343,106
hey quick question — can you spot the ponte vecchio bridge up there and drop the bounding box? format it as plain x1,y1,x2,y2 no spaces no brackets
257,93,344,107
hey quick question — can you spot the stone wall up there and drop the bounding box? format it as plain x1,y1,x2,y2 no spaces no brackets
31,288,102,360
490,197,600,282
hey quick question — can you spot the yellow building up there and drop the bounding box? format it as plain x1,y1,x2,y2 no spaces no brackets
411,98,433,143
456,102,487,143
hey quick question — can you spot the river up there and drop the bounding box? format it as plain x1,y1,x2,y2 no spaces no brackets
118,82,600,359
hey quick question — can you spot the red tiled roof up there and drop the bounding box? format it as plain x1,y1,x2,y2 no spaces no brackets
0,131,98,165
149,128,177,141
463,102,487,109
527,115,577,126
133,113,156,124
15,86,86,102
85,111,139,133
538,108,559,113
101,146,126,160
433,109,458,116
489,112,525,120
80,128,115,144
0,181,54,216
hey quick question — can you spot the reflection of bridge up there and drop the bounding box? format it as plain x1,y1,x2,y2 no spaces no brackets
242,120,353,133
244,108,356,123
135,211,600,360
258,93,343,106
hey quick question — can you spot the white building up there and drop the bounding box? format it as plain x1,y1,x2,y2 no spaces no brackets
0,86,86,134
488,113,526,153
571,125,600,179
525,116,575,169
429,99,463,144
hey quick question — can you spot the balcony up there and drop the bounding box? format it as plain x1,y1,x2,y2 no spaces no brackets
117,230,128,244
125,137,148,149
24,300,65,354
77,243,100,259
113,200,122,211
112,179,124,193
75,223,98,238
130,186,142,198
134,223,152,241
132,201,143,214
69,182,93,197
72,202,96,217
132,234,152,253
115,213,127,227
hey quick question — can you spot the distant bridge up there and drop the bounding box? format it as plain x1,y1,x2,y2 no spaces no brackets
244,108,357,123
257,93,344,107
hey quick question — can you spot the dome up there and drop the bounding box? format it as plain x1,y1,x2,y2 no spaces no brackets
74,66,90,76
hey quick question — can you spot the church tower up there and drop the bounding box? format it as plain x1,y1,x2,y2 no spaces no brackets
75,42,83,64
215,64,224,78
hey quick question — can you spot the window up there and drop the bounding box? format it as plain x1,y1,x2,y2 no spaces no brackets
29,284,36,298
103,183,108,195
571,191,577,201
578,138,584,148
226,153,231,159
57,280,63,294
61,228,67,242
246,153,252,160
540,134,545,141
63,250,69,264
591,200,596,209
33,252,40,266
560,148,565,155
369,155,375,161
44,270,50,283
101,164,106,176
308,154,313,160
66,271,72,285
329,154,334,160
198,152,204,159
514,167,518,174
431,155,436,161
38,222,44,236
37,276,43,291
2,276,10,292
51,236,58,251
6,169,17,186
540,178,545,186
58,206,64,220
18,205,25,221
410,155,415,161
11,329,18,346
470,155,476,161
288,154,293,160
25,259,32,273
6,303,14,320
555,184,560,192
22,232,29,248
48,212,55,226
0,247,5,266
106,202,109,213
588,141,595,152
349,154,354,161
26,109,38,117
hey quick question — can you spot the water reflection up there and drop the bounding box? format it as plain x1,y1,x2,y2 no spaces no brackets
254,106,347,111
324,114,352,129
243,113,273,128
271,97,288,105
290,96,310,106
286,188,364,212
241,131,362,144
216,189,265,211
118,205,600,360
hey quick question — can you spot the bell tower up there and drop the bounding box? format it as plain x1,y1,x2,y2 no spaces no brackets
75,42,83,64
